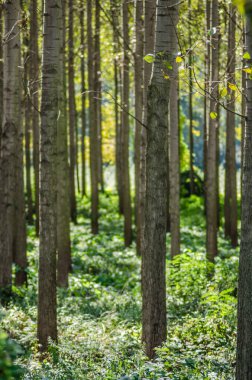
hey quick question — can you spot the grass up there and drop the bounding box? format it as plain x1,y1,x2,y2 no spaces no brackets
0,193,239,379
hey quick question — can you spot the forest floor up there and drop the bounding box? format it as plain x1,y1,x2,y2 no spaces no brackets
0,194,238,380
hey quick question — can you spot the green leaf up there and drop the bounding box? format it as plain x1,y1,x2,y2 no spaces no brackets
143,54,155,63
164,61,173,70
210,112,217,120
219,87,228,98
243,51,251,60
176,56,183,63
233,0,245,14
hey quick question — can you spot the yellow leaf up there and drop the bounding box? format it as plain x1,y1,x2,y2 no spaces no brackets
219,87,228,97
228,82,238,91
243,51,251,60
210,112,217,120
176,56,183,63
192,129,201,137
243,67,252,74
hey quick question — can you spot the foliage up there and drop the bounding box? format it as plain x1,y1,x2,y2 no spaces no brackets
0,194,239,379
0,331,24,379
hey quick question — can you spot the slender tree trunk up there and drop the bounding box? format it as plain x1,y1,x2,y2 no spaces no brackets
188,0,194,195
57,0,71,288
0,0,27,292
139,0,156,255
68,0,77,223
236,3,252,378
94,0,104,192
134,0,144,254
122,0,132,246
224,5,238,247
142,0,177,359
80,4,87,197
111,0,123,212
169,5,180,258
206,0,219,261
24,44,33,225
38,0,60,351
87,0,99,234
30,0,40,236
241,24,246,198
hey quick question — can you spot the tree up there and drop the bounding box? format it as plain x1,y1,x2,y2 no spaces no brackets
68,0,77,223
80,3,87,197
224,5,238,248
0,0,27,292
87,0,99,234
37,0,60,351
57,0,71,288
236,2,252,378
122,0,132,246
138,0,156,255
29,0,40,235
169,5,180,258
134,0,144,254
206,0,219,261
142,0,177,359
188,0,194,195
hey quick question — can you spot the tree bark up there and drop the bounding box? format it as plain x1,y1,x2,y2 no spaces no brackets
188,0,194,195
224,5,238,248
122,0,132,246
134,0,144,254
169,6,180,258
87,0,99,234
206,0,219,261
138,0,156,255
142,0,177,359
38,0,60,351
236,3,252,378
68,0,77,223
57,0,71,288
80,4,87,197
30,0,40,236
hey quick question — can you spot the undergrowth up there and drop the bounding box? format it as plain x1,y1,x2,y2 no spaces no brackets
0,194,238,379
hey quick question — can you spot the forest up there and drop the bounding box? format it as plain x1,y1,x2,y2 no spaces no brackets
0,0,252,379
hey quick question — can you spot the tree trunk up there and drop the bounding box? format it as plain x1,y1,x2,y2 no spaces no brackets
30,0,40,236
138,0,156,255
224,4,238,247
0,0,27,292
38,0,60,351
169,6,180,258
236,3,252,378
94,0,104,192
87,0,99,234
80,4,87,197
188,0,194,195
142,0,177,359
122,0,132,246
134,0,144,254
206,0,219,261
57,0,71,288
68,0,77,223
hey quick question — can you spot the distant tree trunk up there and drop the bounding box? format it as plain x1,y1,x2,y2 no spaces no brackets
30,0,40,236
57,0,71,288
188,0,194,195
134,0,144,254
87,0,99,234
204,0,211,213
139,0,156,255
68,0,77,223
111,0,123,212
38,0,59,351
236,3,252,378
80,5,87,197
122,0,132,246
0,0,27,291
224,5,238,248
94,0,104,192
142,0,177,359
206,0,219,261
24,40,33,225
0,4,3,295
241,24,246,197
169,5,180,258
